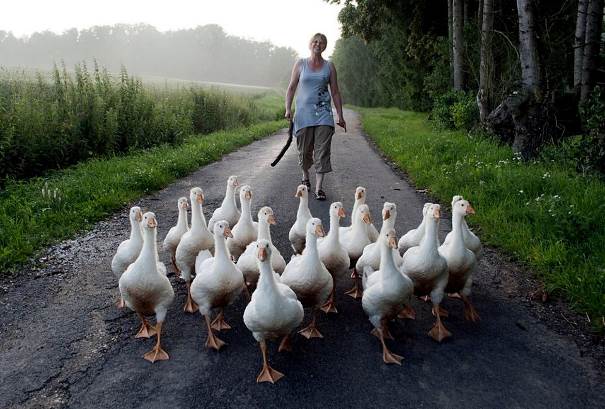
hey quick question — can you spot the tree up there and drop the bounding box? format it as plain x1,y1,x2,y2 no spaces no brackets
478,0,494,122
452,0,465,90
574,0,589,92
580,0,604,103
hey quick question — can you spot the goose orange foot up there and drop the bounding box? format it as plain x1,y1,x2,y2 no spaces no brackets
211,311,232,331
205,331,226,351
135,320,157,339
257,364,285,384
144,345,169,363
344,281,363,299
183,294,198,314
462,296,481,322
371,327,394,340
320,298,338,314
398,305,416,320
278,335,292,352
428,320,452,343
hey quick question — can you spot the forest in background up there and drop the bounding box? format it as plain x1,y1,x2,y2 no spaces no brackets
330,0,605,174
0,24,297,87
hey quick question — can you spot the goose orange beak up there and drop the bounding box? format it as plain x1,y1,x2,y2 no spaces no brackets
388,237,397,249
356,191,364,200
197,193,204,204
295,188,303,198
315,225,325,237
267,214,276,225
135,211,143,222
223,227,233,238
363,213,372,224
383,209,391,221
258,247,267,262
466,205,476,215
245,190,252,200
148,218,157,228
433,208,441,218
338,207,346,218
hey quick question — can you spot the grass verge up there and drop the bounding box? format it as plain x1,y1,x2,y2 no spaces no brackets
357,107,605,330
0,120,286,272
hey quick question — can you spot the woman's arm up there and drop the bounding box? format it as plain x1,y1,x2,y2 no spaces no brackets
285,60,302,121
329,62,346,131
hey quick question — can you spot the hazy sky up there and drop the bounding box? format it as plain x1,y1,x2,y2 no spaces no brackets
0,0,344,57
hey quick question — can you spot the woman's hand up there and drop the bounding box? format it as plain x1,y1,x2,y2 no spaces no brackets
337,117,347,132
284,109,292,122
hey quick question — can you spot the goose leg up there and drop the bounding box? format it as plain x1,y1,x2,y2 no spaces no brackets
344,268,363,299
320,283,338,314
256,340,284,383
377,326,403,365
135,313,157,338
298,309,323,339
461,295,480,322
398,305,416,320
278,334,292,352
428,306,452,342
203,315,226,351
171,254,180,275
143,321,169,362
371,325,394,340
431,305,449,318
116,295,125,309
183,280,198,313
211,309,232,331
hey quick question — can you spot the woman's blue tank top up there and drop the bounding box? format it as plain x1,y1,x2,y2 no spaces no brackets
294,58,335,134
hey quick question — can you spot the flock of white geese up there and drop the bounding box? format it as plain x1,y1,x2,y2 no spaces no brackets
111,175,481,383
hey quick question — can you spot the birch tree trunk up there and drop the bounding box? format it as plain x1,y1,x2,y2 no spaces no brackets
448,0,454,87
453,0,465,90
574,0,589,91
478,0,494,122
516,0,540,96
580,0,604,103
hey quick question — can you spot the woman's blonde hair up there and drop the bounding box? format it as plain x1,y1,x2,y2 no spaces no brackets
310,33,328,45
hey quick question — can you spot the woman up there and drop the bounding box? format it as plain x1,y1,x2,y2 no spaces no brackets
285,33,346,201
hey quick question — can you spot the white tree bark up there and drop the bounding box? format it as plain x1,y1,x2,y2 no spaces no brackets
580,0,604,103
453,0,465,90
574,0,589,90
478,0,494,122
516,0,540,96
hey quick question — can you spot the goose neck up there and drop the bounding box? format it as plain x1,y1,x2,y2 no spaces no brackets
257,260,279,292
176,207,188,229
379,242,398,280
130,217,142,242
419,217,439,254
258,219,271,242
139,229,158,272
213,232,229,261
297,196,311,219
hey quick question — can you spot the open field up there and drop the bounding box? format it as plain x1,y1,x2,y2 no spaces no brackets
357,107,605,329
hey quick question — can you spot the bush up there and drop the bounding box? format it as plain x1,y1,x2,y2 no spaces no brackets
578,87,605,174
430,90,478,131
0,64,278,185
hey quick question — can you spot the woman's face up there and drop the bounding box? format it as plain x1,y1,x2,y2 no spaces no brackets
309,37,327,55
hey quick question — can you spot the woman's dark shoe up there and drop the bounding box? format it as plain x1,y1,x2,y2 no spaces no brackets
314,190,327,201
301,179,311,189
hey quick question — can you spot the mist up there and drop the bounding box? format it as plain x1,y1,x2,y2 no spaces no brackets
0,23,298,87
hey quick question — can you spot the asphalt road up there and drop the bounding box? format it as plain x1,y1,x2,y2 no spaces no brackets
0,109,603,409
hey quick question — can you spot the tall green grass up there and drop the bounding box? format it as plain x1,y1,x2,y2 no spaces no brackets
358,107,605,329
0,120,285,272
0,63,281,183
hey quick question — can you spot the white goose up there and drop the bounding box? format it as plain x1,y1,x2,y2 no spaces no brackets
227,185,257,260
439,199,480,322
175,187,214,313
111,206,143,308
288,184,312,254
190,220,244,350
281,218,333,339
339,204,373,299
362,229,414,365
398,202,432,254
443,195,482,258
237,206,286,292
313,202,349,313
243,240,304,383
208,175,240,232
358,202,402,286
402,204,451,341
342,186,379,242
119,212,175,362
163,197,189,273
